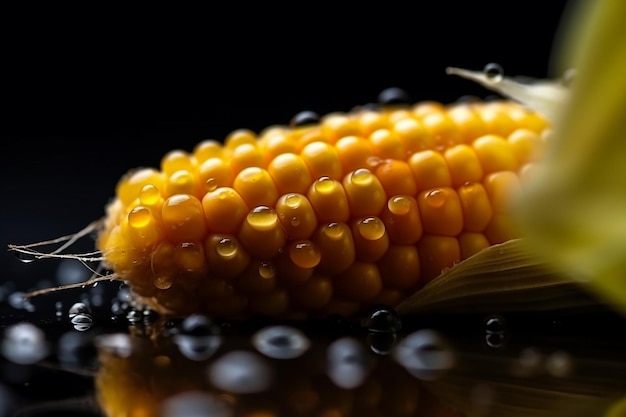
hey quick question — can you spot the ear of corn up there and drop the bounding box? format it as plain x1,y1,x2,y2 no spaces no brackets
97,98,549,318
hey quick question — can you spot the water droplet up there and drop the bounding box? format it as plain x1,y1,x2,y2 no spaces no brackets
68,302,91,319
161,391,233,417
290,216,301,227
126,309,142,324
289,240,321,268
1,323,49,365
128,206,152,228
174,334,222,361
216,237,238,258
388,196,411,215
350,168,373,186
258,262,276,279
70,313,93,332
153,275,173,290
363,306,401,333
314,176,335,194
205,177,217,192
324,222,345,240
252,326,310,359
8,292,30,310
290,110,320,127
139,184,161,205
55,301,63,320
284,193,302,208
393,329,455,381
485,333,506,349
425,189,446,208
484,315,507,334
357,217,386,240
483,62,503,82
208,350,273,393
95,333,133,358
247,206,278,230
14,251,36,263
326,337,369,389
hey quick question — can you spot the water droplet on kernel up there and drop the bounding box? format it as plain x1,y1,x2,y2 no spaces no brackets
314,176,334,194
258,262,276,279
358,217,385,240
324,222,345,240
284,193,302,208
139,184,161,205
289,240,321,268
15,252,36,263
290,216,301,227
388,196,411,215
425,189,446,208
153,275,173,290
205,177,217,192
128,206,152,228
366,156,383,168
351,168,373,186
216,237,238,258
247,206,278,230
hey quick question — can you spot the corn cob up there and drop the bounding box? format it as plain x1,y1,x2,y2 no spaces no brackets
96,94,549,318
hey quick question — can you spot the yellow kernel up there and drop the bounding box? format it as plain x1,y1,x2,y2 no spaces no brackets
230,143,266,174
444,144,484,187
380,195,423,244
275,193,318,240
478,104,517,137
351,216,390,262
507,128,544,164
333,262,382,302
485,213,521,244
174,241,206,272
289,275,333,310
117,168,165,206
204,234,250,279
418,187,463,236
224,128,257,150
267,153,312,195
161,149,195,176
202,187,249,234
126,206,162,249
446,104,487,143
238,206,286,259
343,168,387,217
457,182,493,232
161,194,207,242
275,251,314,286
377,244,421,290
417,235,461,284
164,169,198,197
392,117,434,154
369,128,405,160
374,160,418,197
408,150,452,191
300,141,343,181
412,101,445,117
483,171,522,213
420,111,462,147
458,232,490,259
472,134,518,173
356,109,390,135
193,139,224,163
233,167,279,208
335,135,373,174
197,157,235,193
259,130,299,164
307,177,350,223
288,240,322,269
509,107,549,134
313,222,355,275
320,112,362,144
248,288,289,316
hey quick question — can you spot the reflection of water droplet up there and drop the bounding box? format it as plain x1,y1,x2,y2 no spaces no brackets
126,310,142,324
161,391,233,417
363,306,401,333
1,323,49,365
95,333,133,358
545,350,573,378
55,301,64,320
327,337,369,389
485,333,505,349
181,314,220,337
68,302,91,319
174,334,222,361
393,329,455,381
511,346,544,377
70,314,93,332
252,326,311,359
14,251,36,263
208,350,273,394
367,332,397,356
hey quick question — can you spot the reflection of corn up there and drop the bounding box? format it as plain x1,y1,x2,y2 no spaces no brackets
98,99,548,318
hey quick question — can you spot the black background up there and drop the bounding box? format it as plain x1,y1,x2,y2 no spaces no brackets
1,1,573,294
